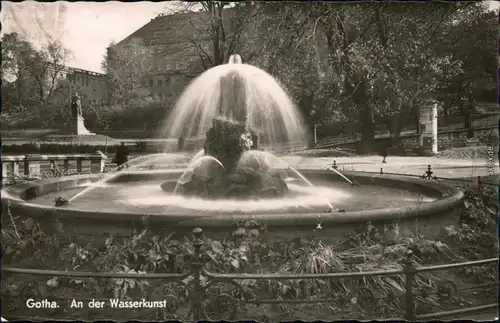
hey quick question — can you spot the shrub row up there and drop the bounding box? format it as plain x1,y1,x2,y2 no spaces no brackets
2,141,181,155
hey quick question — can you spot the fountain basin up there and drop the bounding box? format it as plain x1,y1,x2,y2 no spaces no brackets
1,169,464,243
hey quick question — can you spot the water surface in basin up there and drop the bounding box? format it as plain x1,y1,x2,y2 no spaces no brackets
29,179,437,215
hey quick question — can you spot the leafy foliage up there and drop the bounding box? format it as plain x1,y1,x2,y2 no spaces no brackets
102,38,155,109
247,2,496,150
165,1,264,70
1,32,71,128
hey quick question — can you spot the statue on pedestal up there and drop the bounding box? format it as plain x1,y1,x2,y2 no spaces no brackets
71,92,83,118
64,92,93,135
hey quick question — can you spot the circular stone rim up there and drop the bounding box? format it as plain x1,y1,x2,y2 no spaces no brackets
1,169,464,228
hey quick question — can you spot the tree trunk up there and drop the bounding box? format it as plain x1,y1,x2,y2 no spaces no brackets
299,92,316,149
307,124,316,149
212,5,224,66
358,104,375,154
389,103,412,146
464,111,474,138
388,114,400,147
353,79,375,154
443,99,450,116
463,95,475,138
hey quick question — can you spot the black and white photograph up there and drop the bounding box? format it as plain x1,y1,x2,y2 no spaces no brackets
1,1,499,321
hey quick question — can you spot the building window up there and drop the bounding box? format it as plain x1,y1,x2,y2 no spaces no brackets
149,79,154,87
86,77,89,86
158,79,162,86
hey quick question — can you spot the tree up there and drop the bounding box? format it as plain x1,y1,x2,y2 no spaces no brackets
1,33,38,120
253,2,491,151
242,3,370,146
436,4,497,122
1,33,70,127
282,3,380,151
26,40,71,120
365,3,471,142
164,1,262,71
103,38,155,108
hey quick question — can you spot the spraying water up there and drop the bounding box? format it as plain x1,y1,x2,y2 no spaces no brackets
67,153,190,203
329,167,355,185
173,156,226,194
236,150,333,210
159,55,306,150
287,166,334,210
191,149,205,164
228,54,242,64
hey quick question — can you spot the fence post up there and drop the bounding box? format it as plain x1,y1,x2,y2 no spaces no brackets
23,155,30,177
177,137,185,151
314,124,318,146
25,155,41,178
49,160,56,171
403,249,415,321
191,227,204,321
2,161,8,179
76,158,83,173
91,151,107,173
11,161,20,177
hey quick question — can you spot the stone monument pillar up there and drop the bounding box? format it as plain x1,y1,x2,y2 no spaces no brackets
66,92,94,135
418,101,438,154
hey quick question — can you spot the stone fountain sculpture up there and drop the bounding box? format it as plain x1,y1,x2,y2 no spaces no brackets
162,55,288,199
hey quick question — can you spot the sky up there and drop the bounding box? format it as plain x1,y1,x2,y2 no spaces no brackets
1,1,170,73
2,1,499,74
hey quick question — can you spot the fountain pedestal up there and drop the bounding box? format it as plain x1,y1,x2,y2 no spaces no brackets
203,118,255,171
163,117,288,199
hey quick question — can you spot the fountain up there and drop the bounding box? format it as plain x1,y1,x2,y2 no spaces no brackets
1,55,464,242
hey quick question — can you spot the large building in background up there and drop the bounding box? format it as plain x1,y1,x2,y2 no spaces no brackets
66,67,107,107
106,11,210,104
105,8,251,105
51,66,107,108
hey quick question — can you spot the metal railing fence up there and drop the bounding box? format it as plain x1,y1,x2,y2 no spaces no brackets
2,228,498,321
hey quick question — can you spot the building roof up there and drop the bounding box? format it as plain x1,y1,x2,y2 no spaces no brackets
65,66,106,77
114,8,237,48
115,11,195,47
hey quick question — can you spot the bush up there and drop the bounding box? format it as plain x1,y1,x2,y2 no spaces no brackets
2,143,117,154
85,102,169,131
2,141,180,155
